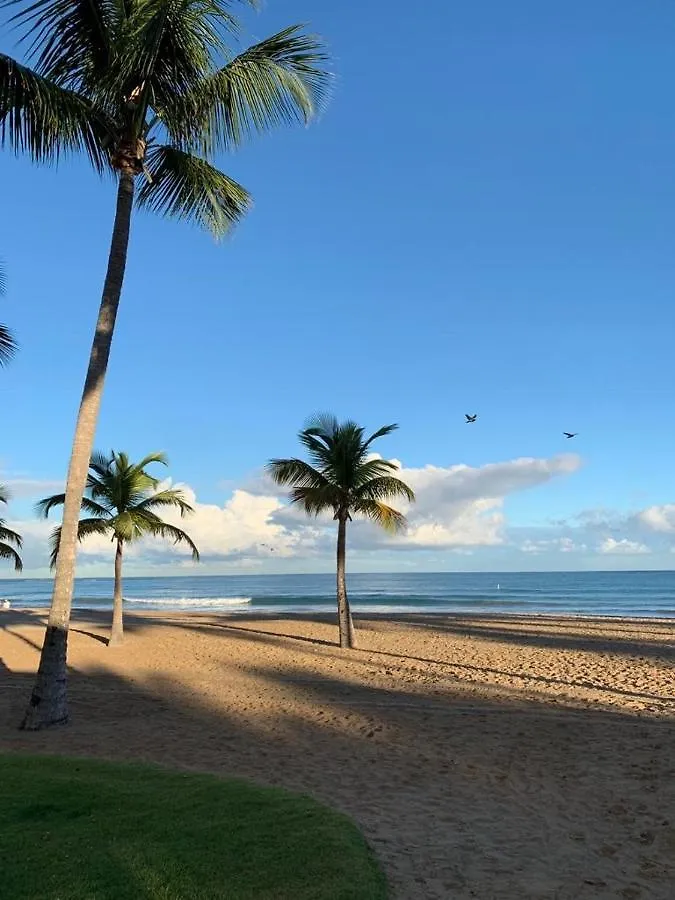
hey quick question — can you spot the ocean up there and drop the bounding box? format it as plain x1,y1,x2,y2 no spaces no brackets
1,570,674,618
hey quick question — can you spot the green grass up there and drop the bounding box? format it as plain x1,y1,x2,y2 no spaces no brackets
0,755,388,900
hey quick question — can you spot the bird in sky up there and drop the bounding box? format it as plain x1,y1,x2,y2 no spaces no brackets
465,414,477,423
563,432,578,439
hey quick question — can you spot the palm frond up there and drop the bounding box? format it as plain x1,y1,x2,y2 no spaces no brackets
354,476,415,504
137,143,251,238
133,511,200,560
352,458,400,487
0,522,23,548
0,323,17,366
0,541,23,571
35,492,66,518
111,509,135,540
297,430,333,470
0,52,110,168
303,412,339,440
10,0,120,89
36,491,111,518
48,517,110,568
173,26,331,150
133,488,194,518
362,423,398,450
352,499,408,534
126,0,238,98
88,449,112,477
288,485,340,517
266,458,328,489
130,451,168,473
0,483,8,504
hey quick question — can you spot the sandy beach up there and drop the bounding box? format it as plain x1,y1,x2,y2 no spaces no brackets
1,610,674,899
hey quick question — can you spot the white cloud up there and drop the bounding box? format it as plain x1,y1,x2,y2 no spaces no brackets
145,484,325,562
387,455,581,550
129,454,583,564
636,504,675,533
598,537,650,555
520,537,581,554
0,477,63,499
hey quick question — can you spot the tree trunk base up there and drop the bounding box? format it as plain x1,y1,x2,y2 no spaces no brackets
20,626,69,730
108,631,123,647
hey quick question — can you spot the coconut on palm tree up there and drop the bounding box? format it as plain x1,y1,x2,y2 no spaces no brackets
0,484,23,572
0,261,17,367
38,451,199,646
267,416,415,649
2,1,329,728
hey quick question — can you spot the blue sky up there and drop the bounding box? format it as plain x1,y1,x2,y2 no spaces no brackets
2,0,675,575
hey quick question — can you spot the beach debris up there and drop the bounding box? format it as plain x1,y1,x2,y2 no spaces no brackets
465,413,477,423
563,432,578,439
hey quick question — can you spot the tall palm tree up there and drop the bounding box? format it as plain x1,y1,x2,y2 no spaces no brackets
38,451,199,646
267,415,415,649
0,261,18,366
2,1,329,729
0,484,23,571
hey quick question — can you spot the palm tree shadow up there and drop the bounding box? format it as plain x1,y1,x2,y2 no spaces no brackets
71,628,109,646
163,616,675,707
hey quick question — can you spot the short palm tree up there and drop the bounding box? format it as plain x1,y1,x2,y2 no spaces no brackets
267,416,415,649
0,261,17,366
2,1,329,729
0,484,23,571
38,451,199,646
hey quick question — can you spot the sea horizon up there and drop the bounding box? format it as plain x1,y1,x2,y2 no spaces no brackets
2,570,674,618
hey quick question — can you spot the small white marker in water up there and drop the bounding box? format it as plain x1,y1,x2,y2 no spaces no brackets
497,584,500,590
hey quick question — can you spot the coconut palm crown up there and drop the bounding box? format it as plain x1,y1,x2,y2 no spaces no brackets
0,484,23,571
38,450,199,644
0,261,17,366
267,415,415,648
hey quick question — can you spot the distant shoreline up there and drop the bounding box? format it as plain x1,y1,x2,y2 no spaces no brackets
5,607,675,625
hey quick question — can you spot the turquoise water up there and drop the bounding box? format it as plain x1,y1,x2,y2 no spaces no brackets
1,571,674,617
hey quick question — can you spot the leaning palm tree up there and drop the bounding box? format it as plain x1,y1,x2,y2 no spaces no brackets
38,451,199,646
267,416,415,649
0,484,23,571
2,1,329,729
0,260,18,366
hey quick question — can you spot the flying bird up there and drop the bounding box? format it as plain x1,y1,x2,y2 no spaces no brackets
465,414,477,423
563,432,578,439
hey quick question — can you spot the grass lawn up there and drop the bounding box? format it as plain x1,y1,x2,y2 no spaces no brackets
1,755,388,900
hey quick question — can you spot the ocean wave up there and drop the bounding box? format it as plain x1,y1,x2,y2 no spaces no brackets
123,597,251,607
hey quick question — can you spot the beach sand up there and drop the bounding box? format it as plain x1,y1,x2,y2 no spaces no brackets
1,610,674,899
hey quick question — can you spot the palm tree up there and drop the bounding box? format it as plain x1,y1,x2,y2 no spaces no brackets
0,261,17,367
267,415,415,649
38,451,199,646
0,484,23,572
2,2,329,729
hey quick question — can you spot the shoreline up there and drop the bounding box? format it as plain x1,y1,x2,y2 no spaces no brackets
3,606,675,625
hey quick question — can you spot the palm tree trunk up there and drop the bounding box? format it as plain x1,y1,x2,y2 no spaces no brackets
109,538,124,647
21,172,135,730
336,514,355,649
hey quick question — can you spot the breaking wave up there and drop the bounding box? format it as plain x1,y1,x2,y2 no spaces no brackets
123,597,251,608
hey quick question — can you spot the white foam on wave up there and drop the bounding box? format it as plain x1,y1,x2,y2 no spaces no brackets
124,597,251,608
